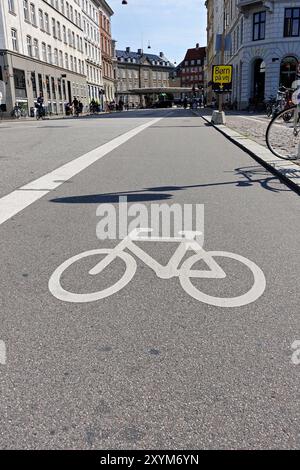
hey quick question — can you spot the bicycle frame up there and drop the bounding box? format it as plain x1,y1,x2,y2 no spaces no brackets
90,228,209,280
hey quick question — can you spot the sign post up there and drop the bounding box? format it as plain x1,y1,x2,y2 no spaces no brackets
211,65,233,125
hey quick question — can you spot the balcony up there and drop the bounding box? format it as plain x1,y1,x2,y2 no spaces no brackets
238,0,263,11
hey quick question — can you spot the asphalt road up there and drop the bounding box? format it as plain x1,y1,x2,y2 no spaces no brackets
0,109,299,449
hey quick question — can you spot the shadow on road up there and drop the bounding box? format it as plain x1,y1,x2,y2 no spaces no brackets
50,164,294,206
50,193,173,204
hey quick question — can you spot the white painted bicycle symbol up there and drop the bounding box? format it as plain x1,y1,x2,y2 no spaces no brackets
49,228,266,307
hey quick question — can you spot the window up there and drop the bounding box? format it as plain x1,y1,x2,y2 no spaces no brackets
280,56,298,88
52,18,56,37
30,3,36,25
11,28,18,51
284,8,300,37
60,0,64,15
23,0,29,21
27,35,32,56
65,53,69,69
57,21,61,40
45,75,50,99
59,50,63,67
33,38,39,58
42,42,47,61
38,73,43,96
8,0,15,13
47,45,52,63
45,13,49,33
39,9,44,29
253,11,266,41
51,77,56,99
31,72,37,98
54,48,58,65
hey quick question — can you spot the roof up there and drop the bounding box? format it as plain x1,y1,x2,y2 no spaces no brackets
99,0,114,16
116,50,174,67
184,46,206,62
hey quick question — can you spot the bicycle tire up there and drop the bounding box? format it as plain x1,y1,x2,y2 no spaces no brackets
179,251,266,308
49,249,137,303
266,105,300,160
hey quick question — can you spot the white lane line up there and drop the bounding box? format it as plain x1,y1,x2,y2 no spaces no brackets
0,116,163,226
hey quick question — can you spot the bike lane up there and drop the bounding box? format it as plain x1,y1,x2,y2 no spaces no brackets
0,109,300,449
0,109,164,199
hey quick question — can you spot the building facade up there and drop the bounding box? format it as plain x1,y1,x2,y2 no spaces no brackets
82,0,103,108
205,0,224,105
206,0,300,110
115,48,174,107
99,0,114,106
179,44,206,96
0,0,88,116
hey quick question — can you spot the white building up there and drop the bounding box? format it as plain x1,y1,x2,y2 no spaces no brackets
224,0,300,109
99,0,115,106
82,0,104,109
0,0,91,116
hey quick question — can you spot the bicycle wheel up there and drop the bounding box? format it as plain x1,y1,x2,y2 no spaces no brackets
266,106,300,160
49,249,137,303
179,251,266,308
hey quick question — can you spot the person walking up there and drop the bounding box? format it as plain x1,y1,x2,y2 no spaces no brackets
36,93,44,119
72,96,79,116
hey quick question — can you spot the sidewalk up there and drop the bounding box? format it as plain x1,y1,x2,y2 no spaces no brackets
198,110,300,194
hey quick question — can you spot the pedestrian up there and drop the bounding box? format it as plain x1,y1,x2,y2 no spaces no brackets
118,99,124,111
36,93,44,118
72,96,79,116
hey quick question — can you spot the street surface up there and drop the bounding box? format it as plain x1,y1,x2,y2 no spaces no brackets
0,109,300,449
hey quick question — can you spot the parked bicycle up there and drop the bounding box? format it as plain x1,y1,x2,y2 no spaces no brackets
266,90,300,160
265,96,276,118
270,86,293,120
11,104,22,119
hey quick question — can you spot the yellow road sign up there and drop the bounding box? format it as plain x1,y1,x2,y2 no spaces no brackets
213,65,233,85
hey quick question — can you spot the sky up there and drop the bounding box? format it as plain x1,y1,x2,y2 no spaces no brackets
109,0,207,64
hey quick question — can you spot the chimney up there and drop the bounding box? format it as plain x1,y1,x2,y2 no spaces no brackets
196,43,200,49
126,47,130,53
137,48,142,55
159,52,164,58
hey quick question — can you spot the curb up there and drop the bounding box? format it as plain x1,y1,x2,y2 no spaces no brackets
200,113,300,195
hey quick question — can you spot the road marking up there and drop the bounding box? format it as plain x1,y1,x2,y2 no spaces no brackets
0,340,6,365
49,229,266,307
0,116,163,226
